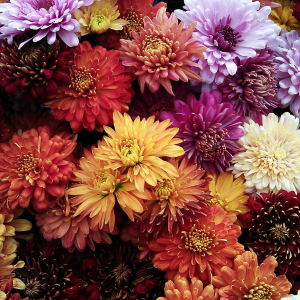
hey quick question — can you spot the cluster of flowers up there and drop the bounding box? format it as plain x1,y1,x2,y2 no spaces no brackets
2,0,300,299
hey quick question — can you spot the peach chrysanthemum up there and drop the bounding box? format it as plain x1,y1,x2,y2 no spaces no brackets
67,143,152,232
94,111,185,192
73,0,128,36
158,275,220,300
231,113,300,194
119,7,205,95
212,251,291,299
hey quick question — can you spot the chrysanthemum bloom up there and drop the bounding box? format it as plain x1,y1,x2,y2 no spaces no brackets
158,275,220,300
219,50,279,124
67,143,152,232
269,0,300,34
270,30,300,117
46,41,135,132
95,111,185,192
0,0,94,48
206,172,249,218
149,206,244,280
231,112,300,194
119,7,205,95
0,279,28,300
36,193,118,252
0,126,76,212
258,0,281,9
15,242,85,300
81,239,164,300
161,90,244,174
0,38,74,103
238,191,300,292
175,0,280,85
73,0,127,37
137,157,212,236
212,251,291,299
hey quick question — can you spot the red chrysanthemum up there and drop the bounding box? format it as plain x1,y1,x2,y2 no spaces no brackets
0,126,76,212
46,41,135,132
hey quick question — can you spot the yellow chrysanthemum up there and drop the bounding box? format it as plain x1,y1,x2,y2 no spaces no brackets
73,0,128,36
94,111,185,192
206,172,249,218
269,0,300,35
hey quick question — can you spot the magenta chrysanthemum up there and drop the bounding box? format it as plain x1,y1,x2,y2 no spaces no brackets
175,0,280,85
0,0,95,48
161,90,244,173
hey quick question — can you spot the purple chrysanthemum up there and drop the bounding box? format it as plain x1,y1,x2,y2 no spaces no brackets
270,30,300,117
161,89,244,173
0,0,94,48
175,0,280,85
219,49,280,124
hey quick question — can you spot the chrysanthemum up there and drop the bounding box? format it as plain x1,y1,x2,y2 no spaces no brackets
270,30,300,117
206,172,249,218
94,111,185,192
67,143,152,232
238,191,300,292
119,7,205,95
148,206,244,280
231,112,300,194
161,90,244,174
212,251,291,299
0,38,74,103
0,126,76,212
137,157,212,236
175,0,280,85
73,0,128,37
46,41,135,132
0,0,94,48
219,50,279,124
158,276,220,300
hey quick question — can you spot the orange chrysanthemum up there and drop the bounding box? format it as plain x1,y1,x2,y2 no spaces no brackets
158,275,220,300
94,111,185,192
67,143,152,232
148,206,244,281
46,41,135,132
119,7,205,95
212,251,292,300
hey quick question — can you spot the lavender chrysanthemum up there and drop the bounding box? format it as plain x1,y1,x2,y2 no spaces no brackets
0,0,94,48
175,0,280,85
161,90,244,173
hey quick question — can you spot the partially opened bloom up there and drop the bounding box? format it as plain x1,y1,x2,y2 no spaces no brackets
0,126,76,212
46,41,135,132
212,251,291,299
158,276,220,300
0,0,94,48
231,112,300,194
119,7,205,95
175,0,280,85
94,111,185,192
161,90,244,173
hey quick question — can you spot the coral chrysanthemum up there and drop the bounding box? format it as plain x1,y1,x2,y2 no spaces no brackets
231,112,300,194
67,144,152,232
161,90,244,174
73,0,128,37
206,172,249,218
0,126,76,212
94,111,185,192
157,275,220,300
212,251,291,299
137,157,212,236
46,41,135,132
175,0,280,85
148,206,244,280
119,7,205,95
0,0,94,48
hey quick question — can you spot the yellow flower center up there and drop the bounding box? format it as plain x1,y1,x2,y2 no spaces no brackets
153,179,177,200
143,36,173,57
244,284,275,299
70,68,95,96
89,13,111,34
57,196,76,217
94,171,111,188
120,139,143,167
208,192,228,210
121,9,143,39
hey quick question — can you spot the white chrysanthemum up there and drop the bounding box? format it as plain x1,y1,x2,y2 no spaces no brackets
231,112,300,194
